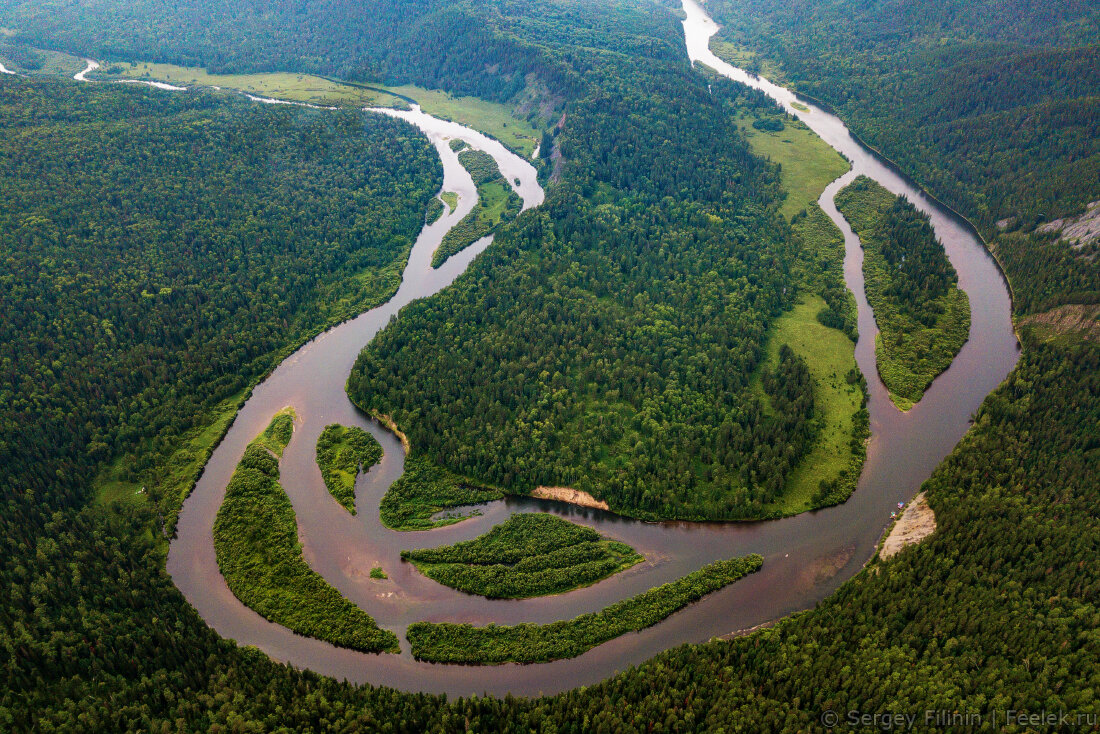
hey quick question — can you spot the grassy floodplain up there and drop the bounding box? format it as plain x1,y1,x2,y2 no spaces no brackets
315,424,383,514
401,513,643,598
757,296,867,514
407,554,764,664
740,108,865,513
95,61,406,107
214,410,399,653
736,112,850,220
89,60,540,156
836,176,970,410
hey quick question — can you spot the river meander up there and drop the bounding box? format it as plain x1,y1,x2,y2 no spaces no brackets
151,2,1018,696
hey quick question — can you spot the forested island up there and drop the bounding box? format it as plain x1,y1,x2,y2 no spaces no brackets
401,513,643,598
0,0,1096,727
836,177,970,409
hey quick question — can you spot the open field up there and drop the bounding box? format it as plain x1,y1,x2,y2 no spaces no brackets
758,296,866,515
737,113,850,220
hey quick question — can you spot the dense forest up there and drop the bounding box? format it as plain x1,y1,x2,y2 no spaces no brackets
706,0,1100,314
1,0,1098,729
0,76,440,537
349,65,822,520
401,513,642,598
836,177,970,408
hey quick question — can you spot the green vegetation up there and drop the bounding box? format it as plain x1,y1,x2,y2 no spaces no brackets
440,191,459,212
0,76,439,537
349,68,820,521
385,85,541,156
407,554,763,663
214,411,398,654
426,196,445,223
757,297,867,514
0,43,83,77
836,177,970,409
736,113,850,220
710,39,785,81
94,61,406,107
315,424,383,514
379,455,503,531
705,0,1100,315
401,513,642,598
369,566,387,580
4,0,1096,729
432,149,522,266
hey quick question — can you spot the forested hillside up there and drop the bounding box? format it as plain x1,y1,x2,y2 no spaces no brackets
705,0,1100,313
0,77,439,532
350,58,816,520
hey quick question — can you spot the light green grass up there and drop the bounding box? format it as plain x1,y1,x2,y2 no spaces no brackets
96,61,405,107
14,50,539,155
791,101,810,113
737,114,849,220
384,85,540,157
710,40,786,82
758,296,865,515
0,45,84,77
440,191,459,212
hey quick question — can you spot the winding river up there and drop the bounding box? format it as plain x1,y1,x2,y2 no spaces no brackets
133,0,1019,697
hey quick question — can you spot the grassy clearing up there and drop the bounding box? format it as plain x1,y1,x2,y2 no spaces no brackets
95,61,405,107
93,387,248,521
440,191,459,212
214,410,399,654
401,513,642,599
758,297,867,515
8,47,540,154
96,62,540,154
836,177,970,410
316,424,383,514
0,45,85,77
710,39,786,82
385,84,540,157
736,113,849,220
407,554,763,664
380,455,503,531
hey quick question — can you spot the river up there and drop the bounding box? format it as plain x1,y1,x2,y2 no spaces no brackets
157,3,1019,697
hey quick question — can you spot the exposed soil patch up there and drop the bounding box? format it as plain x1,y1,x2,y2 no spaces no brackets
532,486,609,510
881,492,936,559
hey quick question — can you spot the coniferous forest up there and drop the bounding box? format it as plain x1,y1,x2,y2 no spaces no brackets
0,0,1097,729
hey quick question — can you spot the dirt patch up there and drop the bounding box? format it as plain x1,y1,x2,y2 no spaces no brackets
531,486,609,510
1021,303,1100,343
370,412,410,454
881,492,936,559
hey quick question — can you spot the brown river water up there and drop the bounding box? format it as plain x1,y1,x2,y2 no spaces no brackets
152,1,1020,697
